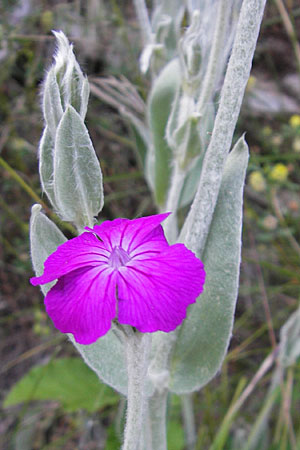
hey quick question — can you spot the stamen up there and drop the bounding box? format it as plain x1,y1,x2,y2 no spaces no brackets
108,246,131,269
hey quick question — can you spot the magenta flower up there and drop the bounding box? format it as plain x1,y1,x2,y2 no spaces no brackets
30,213,205,345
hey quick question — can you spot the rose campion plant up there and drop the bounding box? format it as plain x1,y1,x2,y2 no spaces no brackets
28,1,267,448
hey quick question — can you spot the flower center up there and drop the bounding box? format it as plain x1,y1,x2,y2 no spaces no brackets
108,246,130,269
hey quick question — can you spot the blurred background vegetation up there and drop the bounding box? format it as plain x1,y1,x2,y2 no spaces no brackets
0,0,300,449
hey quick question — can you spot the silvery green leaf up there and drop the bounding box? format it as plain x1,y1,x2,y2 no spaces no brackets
278,306,300,368
42,67,63,138
54,105,103,228
30,204,67,295
173,113,203,169
178,103,215,207
69,331,128,396
169,136,249,394
148,58,181,206
38,126,56,209
79,76,90,119
178,155,203,207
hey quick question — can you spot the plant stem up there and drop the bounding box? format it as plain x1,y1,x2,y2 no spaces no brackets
147,331,177,450
180,0,267,256
147,390,168,450
196,0,230,114
123,331,151,450
181,394,196,450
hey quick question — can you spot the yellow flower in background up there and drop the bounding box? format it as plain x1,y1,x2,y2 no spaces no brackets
289,115,300,128
249,171,266,192
269,163,288,182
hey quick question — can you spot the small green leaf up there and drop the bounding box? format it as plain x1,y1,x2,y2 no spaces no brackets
170,136,249,393
42,67,64,138
80,76,90,119
148,58,181,206
38,127,56,209
3,358,119,413
30,204,67,295
54,105,103,228
173,113,203,169
179,156,202,207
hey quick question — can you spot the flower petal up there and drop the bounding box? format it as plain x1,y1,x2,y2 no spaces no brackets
30,232,110,286
129,222,169,260
89,213,170,254
117,244,205,333
44,266,117,344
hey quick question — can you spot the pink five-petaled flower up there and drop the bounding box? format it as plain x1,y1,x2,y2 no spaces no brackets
30,213,206,345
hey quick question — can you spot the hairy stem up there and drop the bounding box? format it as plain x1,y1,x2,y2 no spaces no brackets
196,0,230,114
180,0,267,256
123,331,151,450
147,390,168,450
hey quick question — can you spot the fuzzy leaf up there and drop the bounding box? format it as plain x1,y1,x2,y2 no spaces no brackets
54,105,103,228
173,114,203,169
38,127,56,208
42,67,64,138
79,76,90,119
170,136,249,393
3,358,119,413
148,58,181,206
30,204,67,295
179,156,203,207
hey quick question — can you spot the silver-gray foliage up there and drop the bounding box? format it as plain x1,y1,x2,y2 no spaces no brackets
170,136,249,393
